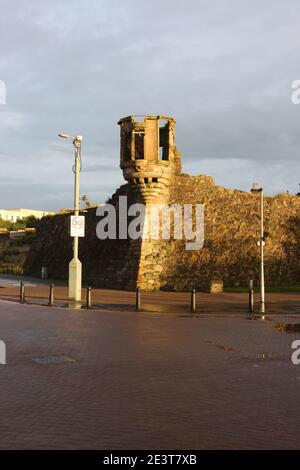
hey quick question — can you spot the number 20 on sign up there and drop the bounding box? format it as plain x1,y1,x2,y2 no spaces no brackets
70,215,85,237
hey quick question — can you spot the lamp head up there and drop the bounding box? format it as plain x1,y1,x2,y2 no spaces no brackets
251,182,262,193
73,135,83,148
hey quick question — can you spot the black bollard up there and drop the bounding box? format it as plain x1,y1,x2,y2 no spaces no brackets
248,289,254,313
248,279,254,314
20,282,25,304
136,288,141,311
191,289,196,312
86,287,92,309
48,284,54,306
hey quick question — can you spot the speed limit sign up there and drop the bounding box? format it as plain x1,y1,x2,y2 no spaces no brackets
70,215,85,237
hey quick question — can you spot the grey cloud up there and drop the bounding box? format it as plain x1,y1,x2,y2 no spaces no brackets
82,163,117,173
0,0,300,210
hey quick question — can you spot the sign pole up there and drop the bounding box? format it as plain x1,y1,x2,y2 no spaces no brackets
260,188,265,314
69,137,82,302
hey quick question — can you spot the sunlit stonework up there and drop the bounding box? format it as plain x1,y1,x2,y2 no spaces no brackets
118,115,181,204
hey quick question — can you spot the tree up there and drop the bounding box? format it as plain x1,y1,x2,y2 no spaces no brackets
22,215,41,229
80,194,92,209
0,215,41,231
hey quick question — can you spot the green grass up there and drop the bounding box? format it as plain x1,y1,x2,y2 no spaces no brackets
224,286,300,293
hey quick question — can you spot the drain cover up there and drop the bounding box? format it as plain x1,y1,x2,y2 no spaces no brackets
32,355,76,365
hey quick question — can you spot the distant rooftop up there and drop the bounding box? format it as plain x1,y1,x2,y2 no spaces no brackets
2,208,54,212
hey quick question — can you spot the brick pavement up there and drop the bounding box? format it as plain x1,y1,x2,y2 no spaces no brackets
0,299,300,449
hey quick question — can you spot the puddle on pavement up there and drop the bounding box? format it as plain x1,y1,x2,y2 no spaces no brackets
275,323,300,334
32,355,76,365
233,352,286,364
179,313,202,318
142,303,189,313
206,339,240,352
246,315,273,321
67,301,83,310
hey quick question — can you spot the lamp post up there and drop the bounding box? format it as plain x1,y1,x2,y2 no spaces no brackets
59,133,83,302
251,182,265,314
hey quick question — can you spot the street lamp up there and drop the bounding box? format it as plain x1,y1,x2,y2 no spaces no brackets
59,133,83,302
251,182,265,314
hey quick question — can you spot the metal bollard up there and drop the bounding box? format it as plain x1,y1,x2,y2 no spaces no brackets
248,279,254,314
248,289,254,313
86,287,92,309
136,288,141,311
191,289,196,312
48,284,54,306
20,282,25,304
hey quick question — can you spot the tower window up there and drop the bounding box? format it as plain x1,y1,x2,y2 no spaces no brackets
135,133,144,159
123,131,131,161
159,121,169,161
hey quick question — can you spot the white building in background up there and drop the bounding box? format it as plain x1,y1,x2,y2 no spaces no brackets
0,208,54,222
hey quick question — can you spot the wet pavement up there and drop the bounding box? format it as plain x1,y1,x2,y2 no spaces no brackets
0,299,300,449
1,275,300,316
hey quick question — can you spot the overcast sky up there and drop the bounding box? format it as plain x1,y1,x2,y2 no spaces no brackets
0,0,300,210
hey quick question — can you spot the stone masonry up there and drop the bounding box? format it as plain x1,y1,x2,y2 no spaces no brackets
25,115,300,291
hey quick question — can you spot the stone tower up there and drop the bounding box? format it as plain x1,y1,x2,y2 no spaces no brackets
118,115,181,204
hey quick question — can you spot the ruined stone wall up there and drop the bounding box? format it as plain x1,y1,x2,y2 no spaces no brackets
137,174,300,290
24,185,143,290
24,175,300,290
0,232,34,269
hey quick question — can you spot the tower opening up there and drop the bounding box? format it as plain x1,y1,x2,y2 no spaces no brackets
159,120,169,161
